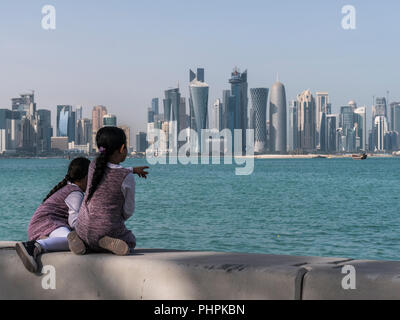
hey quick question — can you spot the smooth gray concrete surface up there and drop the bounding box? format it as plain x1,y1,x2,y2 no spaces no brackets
1,241,399,300
302,260,400,300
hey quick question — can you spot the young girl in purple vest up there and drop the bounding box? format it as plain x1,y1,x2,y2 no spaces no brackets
15,157,91,273
68,126,148,256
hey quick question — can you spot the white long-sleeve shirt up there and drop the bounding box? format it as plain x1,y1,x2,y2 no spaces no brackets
65,182,84,229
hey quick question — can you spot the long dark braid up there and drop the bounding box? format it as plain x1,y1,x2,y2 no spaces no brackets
86,126,127,203
43,157,91,203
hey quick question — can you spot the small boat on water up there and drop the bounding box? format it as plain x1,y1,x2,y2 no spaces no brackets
352,153,368,160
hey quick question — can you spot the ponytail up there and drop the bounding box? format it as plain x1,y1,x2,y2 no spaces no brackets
86,126,126,203
86,152,109,203
43,176,69,203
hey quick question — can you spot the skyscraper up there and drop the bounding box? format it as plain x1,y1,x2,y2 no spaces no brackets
340,105,355,152
179,97,187,132
374,116,388,152
103,114,117,126
189,79,209,152
326,114,338,153
37,109,52,152
316,92,329,151
57,105,75,142
354,106,366,151
76,118,92,148
375,97,387,117
229,68,248,154
212,99,223,131
151,98,159,115
11,93,35,117
250,88,268,153
390,102,400,133
92,105,107,149
269,81,287,154
75,106,83,121
119,125,131,151
288,100,298,152
136,132,147,153
297,90,316,152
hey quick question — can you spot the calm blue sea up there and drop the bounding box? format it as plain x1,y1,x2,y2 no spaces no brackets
0,157,399,261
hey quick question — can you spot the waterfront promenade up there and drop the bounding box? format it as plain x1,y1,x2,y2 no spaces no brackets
1,241,400,300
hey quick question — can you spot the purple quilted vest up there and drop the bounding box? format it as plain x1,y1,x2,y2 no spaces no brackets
75,160,136,251
28,184,82,241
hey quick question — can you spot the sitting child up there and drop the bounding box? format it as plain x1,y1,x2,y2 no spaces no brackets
68,126,148,256
15,157,90,273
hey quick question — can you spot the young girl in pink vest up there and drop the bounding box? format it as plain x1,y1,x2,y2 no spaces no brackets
15,157,91,273
69,126,148,256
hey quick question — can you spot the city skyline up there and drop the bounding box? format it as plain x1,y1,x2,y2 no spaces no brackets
1,1,400,134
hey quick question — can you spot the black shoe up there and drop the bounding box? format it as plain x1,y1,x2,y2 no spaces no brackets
15,241,42,273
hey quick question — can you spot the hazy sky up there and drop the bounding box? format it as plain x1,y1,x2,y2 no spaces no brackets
0,0,399,135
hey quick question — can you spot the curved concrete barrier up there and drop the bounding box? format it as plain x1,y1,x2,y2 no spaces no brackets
1,241,400,300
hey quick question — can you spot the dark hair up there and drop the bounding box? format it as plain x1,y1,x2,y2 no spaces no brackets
86,126,127,203
43,157,91,203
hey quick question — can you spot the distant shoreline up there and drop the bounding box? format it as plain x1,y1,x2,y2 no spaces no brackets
0,154,398,160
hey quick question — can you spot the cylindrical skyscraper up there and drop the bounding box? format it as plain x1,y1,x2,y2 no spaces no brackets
269,81,287,153
190,80,209,152
250,88,268,153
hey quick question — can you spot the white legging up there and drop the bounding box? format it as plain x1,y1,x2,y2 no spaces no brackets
37,227,71,252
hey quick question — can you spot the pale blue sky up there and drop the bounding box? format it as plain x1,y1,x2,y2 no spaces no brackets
0,0,399,133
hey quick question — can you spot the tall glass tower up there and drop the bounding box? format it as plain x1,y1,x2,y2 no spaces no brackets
229,68,248,154
297,90,316,152
189,79,209,152
250,88,268,153
57,105,75,142
270,81,287,154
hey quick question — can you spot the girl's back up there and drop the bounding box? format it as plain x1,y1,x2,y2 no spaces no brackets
28,183,82,241
76,160,136,251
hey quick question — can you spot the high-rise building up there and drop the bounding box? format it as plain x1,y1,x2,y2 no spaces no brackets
189,68,205,133
76,118,92,148
316,92,329,150
390,102,400,133
37,109,52,153
179,97,187,132
222,90,235,132
103,114,117,126
326,114,338,153
75,106,83,121
11,93,35,117
375,97,387,117
119,125,131,151
229,68,248,154
56,105,76,142
340,105,355,152
189,79,209,152
288,100,298,152
297,90,316,152
374,116,388,152
147,107,155,124
136,132,147,153
269,81,287,154
354,106,366,151
212,99,223,131
92,105,107,149
250,88,268,153
152,98,159,115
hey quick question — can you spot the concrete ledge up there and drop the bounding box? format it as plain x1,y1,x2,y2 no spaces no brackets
2,241,400,300
302,260,400,300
